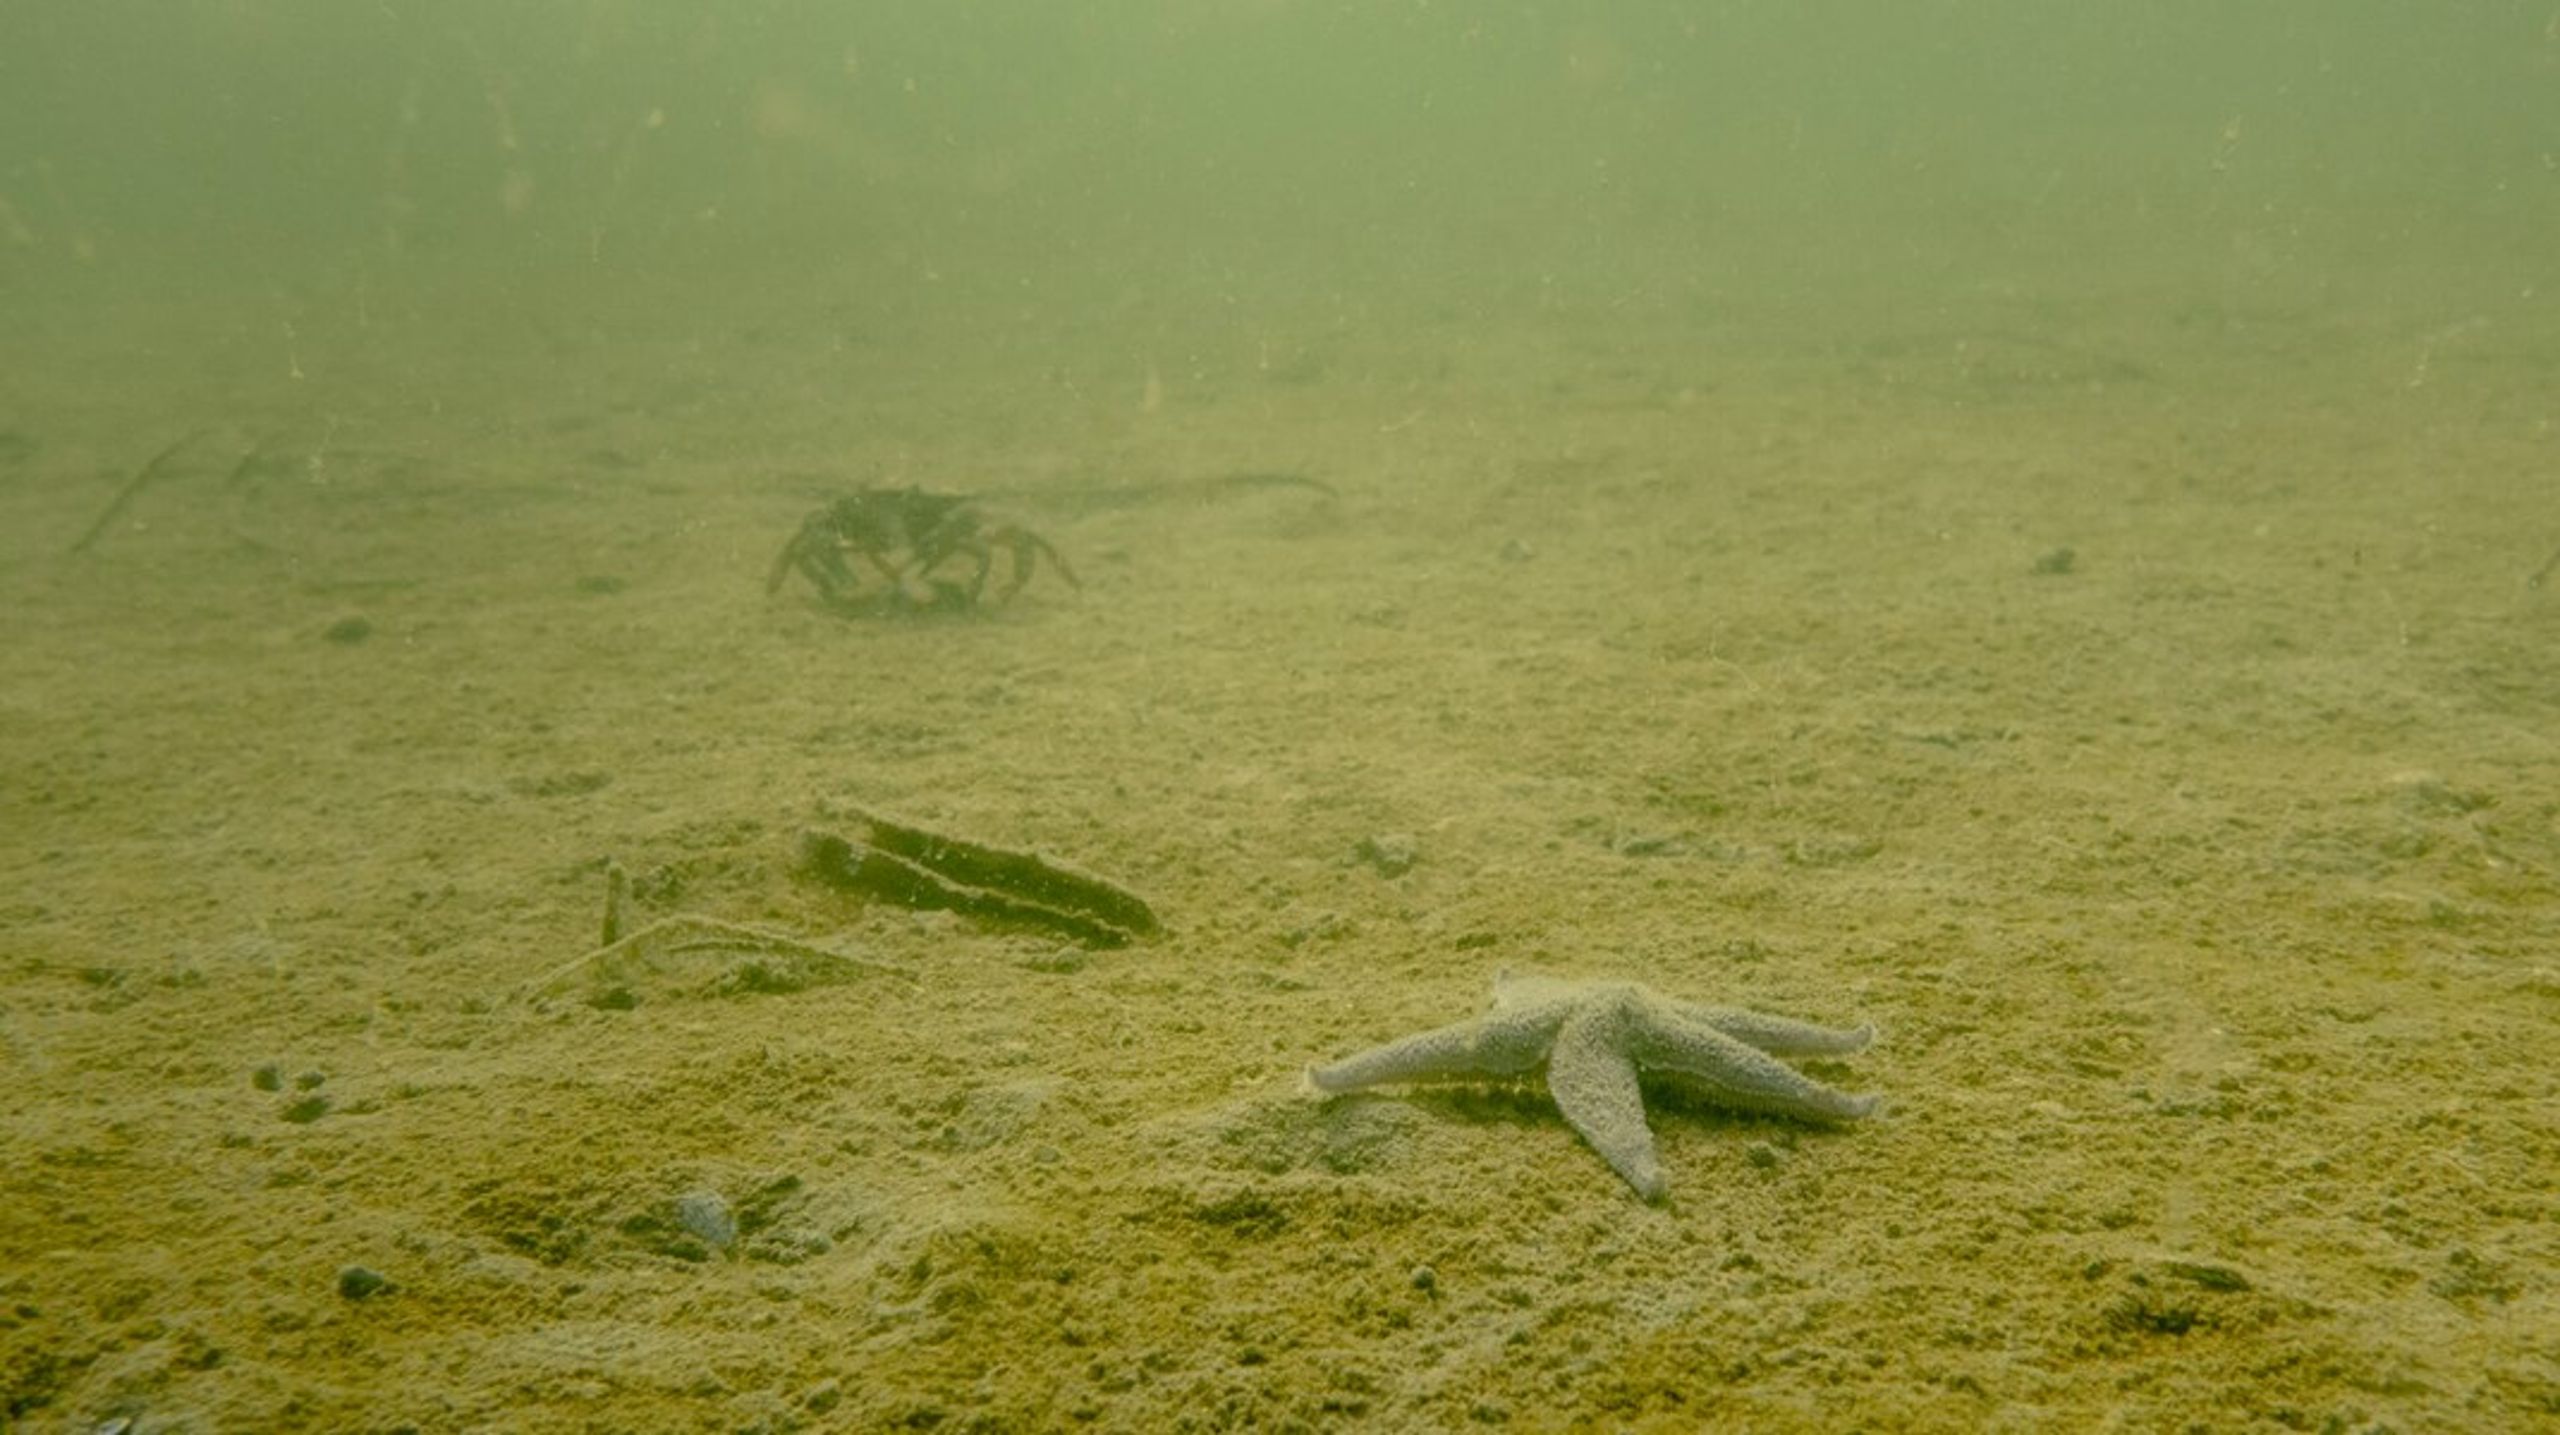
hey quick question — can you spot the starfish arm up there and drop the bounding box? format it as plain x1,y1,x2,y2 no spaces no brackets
1308,1008,1564,1092
1635,1013,1881,1124
1671,1000,1874,1058
1546,1004,1667,1200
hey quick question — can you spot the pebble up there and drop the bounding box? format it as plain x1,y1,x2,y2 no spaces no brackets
1355,833,1418,878
676,1190,737,1251
321,614,373,644
337,1265,393,1300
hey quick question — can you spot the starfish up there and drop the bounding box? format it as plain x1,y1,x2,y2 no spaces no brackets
1308,971,1880,1201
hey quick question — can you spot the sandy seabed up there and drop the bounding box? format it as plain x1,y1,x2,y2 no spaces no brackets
2,264,2554,1432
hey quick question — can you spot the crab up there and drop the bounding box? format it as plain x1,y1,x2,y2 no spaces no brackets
766,486,1078,615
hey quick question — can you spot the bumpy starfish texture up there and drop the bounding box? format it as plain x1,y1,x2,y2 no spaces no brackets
1309,971,1879,1201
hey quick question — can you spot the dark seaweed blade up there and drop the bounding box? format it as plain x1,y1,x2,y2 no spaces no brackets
846,810,1160,937
799,832,1136,949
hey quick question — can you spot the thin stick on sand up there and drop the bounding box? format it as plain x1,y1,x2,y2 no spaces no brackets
68,429,211,555
522,861,911,1004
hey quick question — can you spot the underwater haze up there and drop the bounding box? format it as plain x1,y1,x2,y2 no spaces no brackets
2,3,2555,1430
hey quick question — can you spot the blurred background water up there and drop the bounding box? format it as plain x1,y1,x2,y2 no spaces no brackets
4,3,2550,354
